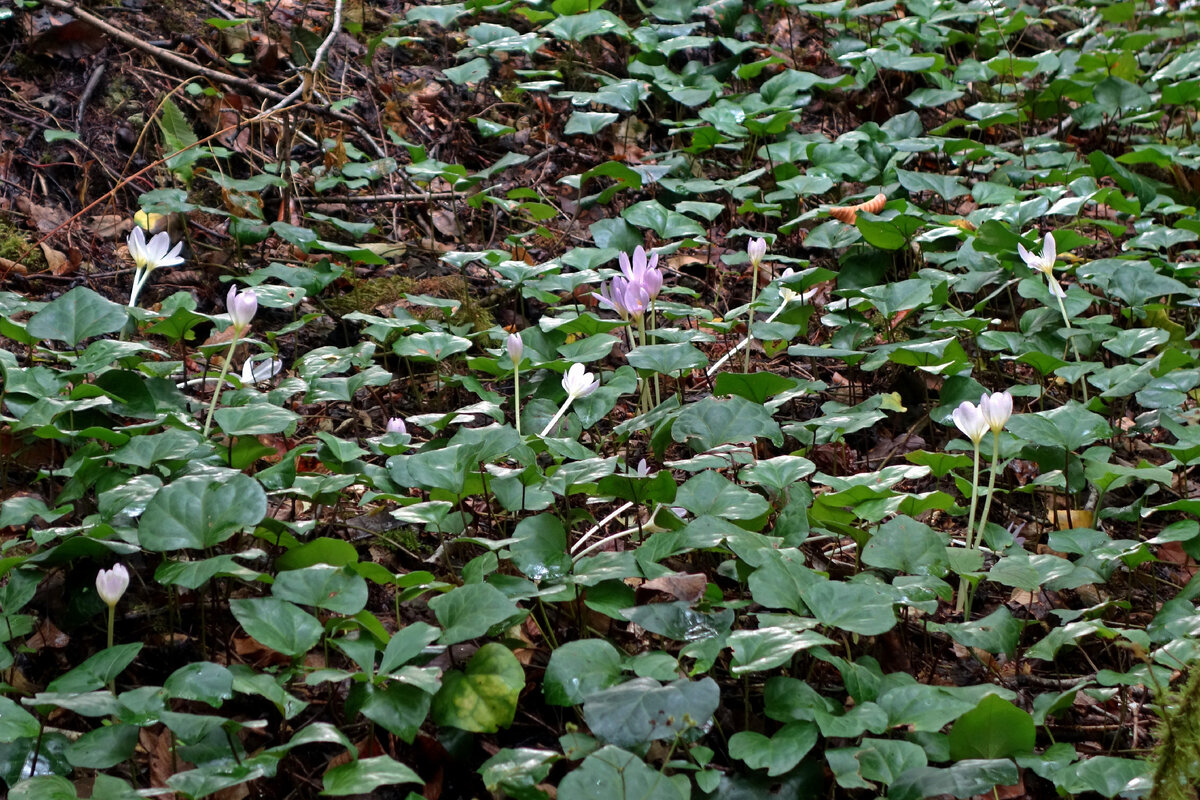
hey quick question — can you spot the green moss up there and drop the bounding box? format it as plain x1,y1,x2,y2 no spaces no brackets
0,217,47,272
1151,666,1200,800
329,274,494,333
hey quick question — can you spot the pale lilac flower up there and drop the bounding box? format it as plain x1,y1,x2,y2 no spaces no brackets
635,458,650,477
619,246,663,300
386,417,407,434
952,400,988,445
1018,232,1066,298
979,391,1013,434
747,237,767,268
226,286,258,333
594,280,631,319
96,564,130,608
127,226,184,273
562,362,599,400
507,333,523,366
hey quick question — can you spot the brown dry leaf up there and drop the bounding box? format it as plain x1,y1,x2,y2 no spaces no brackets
26,618,69,651
232,635,293,668
511,616,541,666
431,209,461,238
141,725,188,799
985,771,1028,800
638,573,708,604
16,196,69,234
211,784,250,800
1158,541,1199,581
39,242,73,276
27,11,105,58
86,214,132,240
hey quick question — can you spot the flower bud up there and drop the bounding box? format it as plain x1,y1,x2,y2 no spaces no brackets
96,564,130,608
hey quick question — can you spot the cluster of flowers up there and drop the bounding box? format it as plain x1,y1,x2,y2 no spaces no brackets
592,246,664,320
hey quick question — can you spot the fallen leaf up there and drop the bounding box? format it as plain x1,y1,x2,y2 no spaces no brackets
86,215,132,240
26,618,69,651
16,196,69,234
638,573,708,604
39,242,73,276
431,209,461,238
141,725,188,799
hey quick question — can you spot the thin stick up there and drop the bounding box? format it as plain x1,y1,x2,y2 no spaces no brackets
266,0,345,113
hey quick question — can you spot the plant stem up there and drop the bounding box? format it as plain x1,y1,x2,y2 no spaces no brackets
540,397,574,437
513,367,521,435
571,500,635,554
976,430,1002,550
744,261,759,371
1054,292,1089,402
707,297,790,377
956,440,982,615
202,335,241,437
106,604,116,693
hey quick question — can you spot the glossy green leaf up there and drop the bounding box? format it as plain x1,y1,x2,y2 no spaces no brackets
557,746,689,800
229,598,323,657
321,754,423,795
139,472,267,551
582,677,719,746
544,639,624,706
428,582,521,644
26,287,128,346
272,565,369,615
948,695,1036,759
729,721,818,776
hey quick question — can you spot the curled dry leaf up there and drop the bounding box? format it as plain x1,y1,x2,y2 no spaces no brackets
86,214,132,240
637,572,708,604
40,242,75,276
828,192,887,225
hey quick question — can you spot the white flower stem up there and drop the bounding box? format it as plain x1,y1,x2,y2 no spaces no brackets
540,396,574,437
975,431,1002,550
570,500,635,554
106,604,116,691
744,262,759,372
512,367,521,435
1054,291,1089,402
637,316,650,414
956,440,982,615
706,298,789,377
202,336,240,438
650,301,661,407
127,268,146,308
573,514,654,562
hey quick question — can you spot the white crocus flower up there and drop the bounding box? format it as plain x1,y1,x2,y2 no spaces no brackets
1017,232,1066,298
561,362,600,400
952,400,988,445
127,225,185,308
540,363,600,437
979,391,1013,434
96,564,130,608
747,237,768,268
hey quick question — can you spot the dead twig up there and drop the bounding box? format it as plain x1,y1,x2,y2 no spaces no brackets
266,0,344,113
39,0,378,137
75,61,106,133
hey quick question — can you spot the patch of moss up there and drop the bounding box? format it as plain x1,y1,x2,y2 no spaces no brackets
0,217,47,271
329,274,494,334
